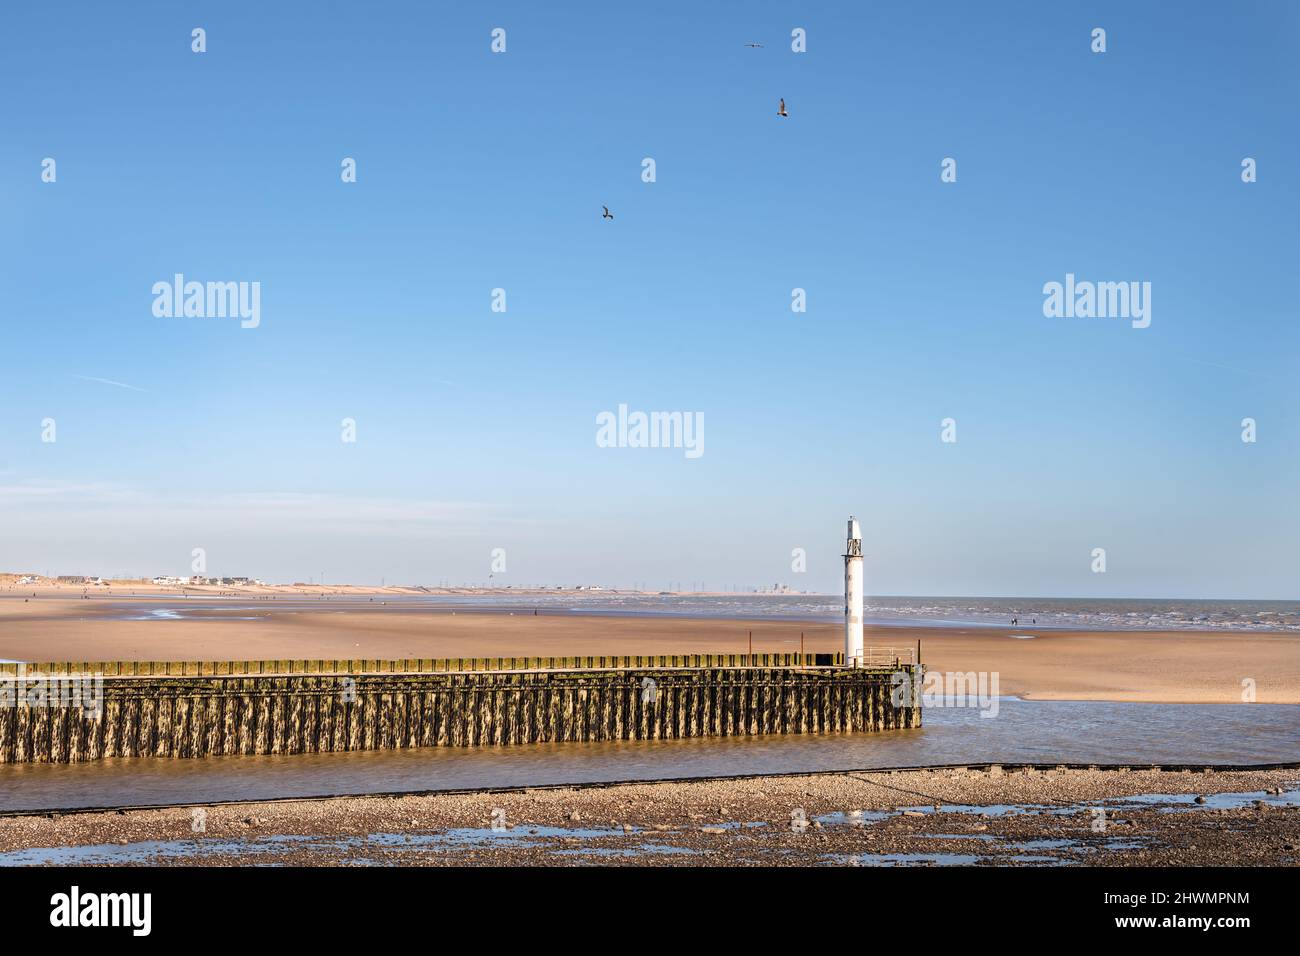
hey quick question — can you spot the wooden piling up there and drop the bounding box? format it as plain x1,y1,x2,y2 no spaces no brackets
0,662,920,763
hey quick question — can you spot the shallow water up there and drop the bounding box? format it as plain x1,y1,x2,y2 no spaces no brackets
1,698,1296,812
90,593,1300,631
814,787,1300,825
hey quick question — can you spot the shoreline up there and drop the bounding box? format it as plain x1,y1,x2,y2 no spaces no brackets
0,597,1297,703
6,580,1297,601
3,583,1296,633
5,760,1296,818
2,766,1296,866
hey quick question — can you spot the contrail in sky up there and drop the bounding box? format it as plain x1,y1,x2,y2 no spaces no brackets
74,375,147,392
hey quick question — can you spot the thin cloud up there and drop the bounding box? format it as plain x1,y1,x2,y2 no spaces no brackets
74,375,147,392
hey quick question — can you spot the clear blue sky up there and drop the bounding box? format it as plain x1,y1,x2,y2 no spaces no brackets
1,1,1296,597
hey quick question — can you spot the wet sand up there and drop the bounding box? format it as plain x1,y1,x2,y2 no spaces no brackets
1,593,1296,703
1,766,1296,866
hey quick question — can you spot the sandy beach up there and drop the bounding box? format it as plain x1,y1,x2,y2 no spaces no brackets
0,588,1297,704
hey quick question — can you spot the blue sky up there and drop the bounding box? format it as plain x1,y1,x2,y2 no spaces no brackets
0,1,1296,597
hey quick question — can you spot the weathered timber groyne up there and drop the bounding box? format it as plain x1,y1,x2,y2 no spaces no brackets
0,652,860,677
0,657,921,764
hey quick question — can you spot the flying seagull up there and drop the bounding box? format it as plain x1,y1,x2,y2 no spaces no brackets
602,205,614,220
777,98,788,117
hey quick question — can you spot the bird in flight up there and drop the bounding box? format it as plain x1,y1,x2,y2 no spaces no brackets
744,42,763,48
602,205,614,220
777,98,788,117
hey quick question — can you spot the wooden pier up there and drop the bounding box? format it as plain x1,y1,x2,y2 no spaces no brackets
0,654,921,764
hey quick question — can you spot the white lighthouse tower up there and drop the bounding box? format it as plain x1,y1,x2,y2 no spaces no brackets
844,516,864,666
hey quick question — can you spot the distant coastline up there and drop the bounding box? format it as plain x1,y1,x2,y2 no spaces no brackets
3,576,1293,633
